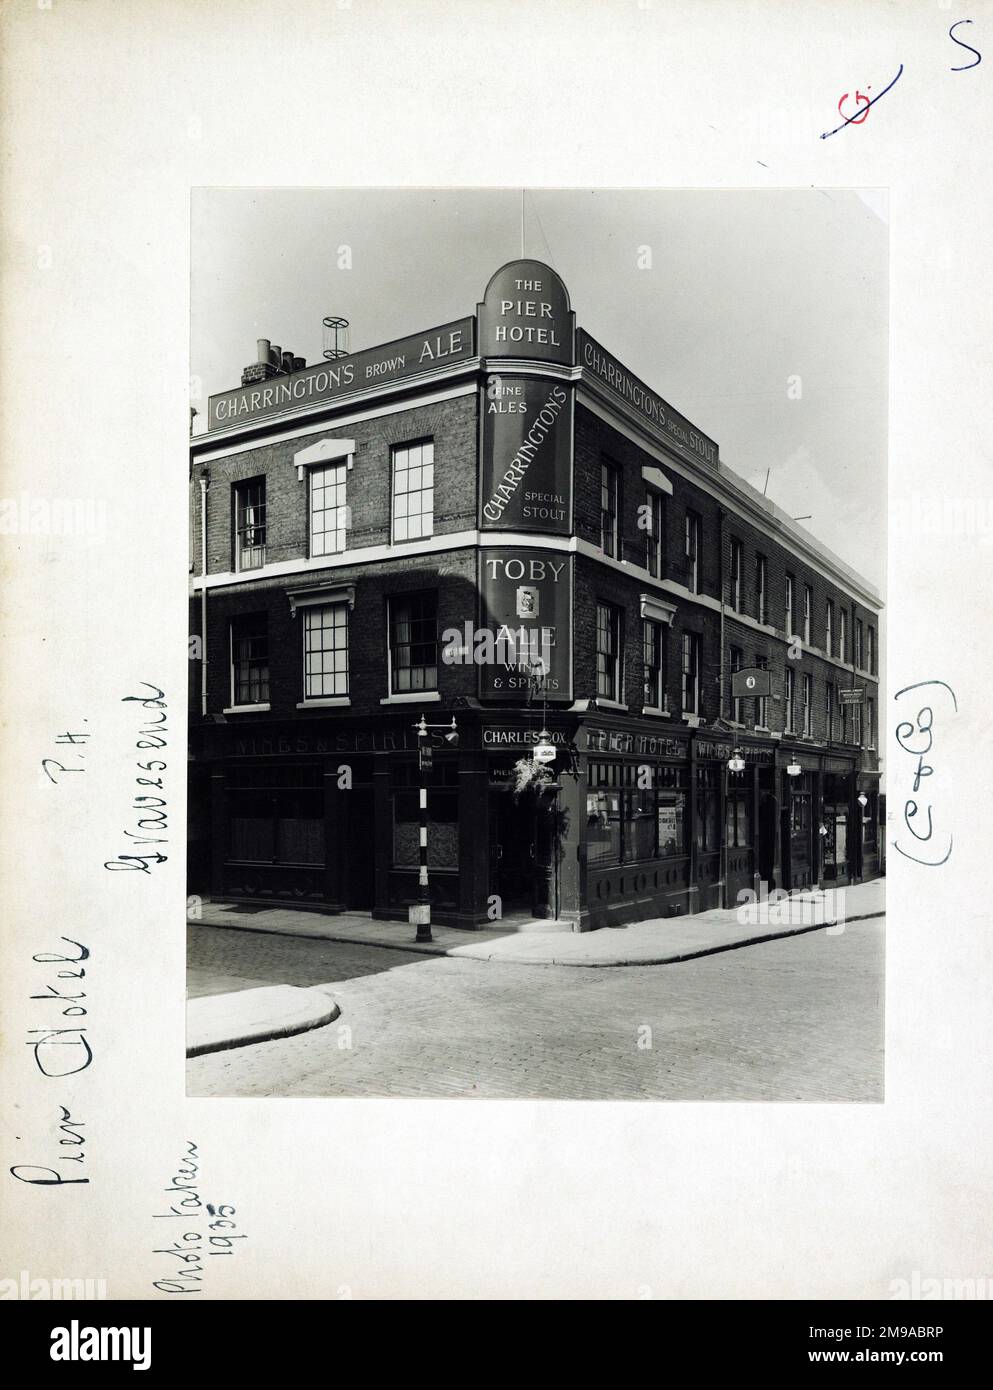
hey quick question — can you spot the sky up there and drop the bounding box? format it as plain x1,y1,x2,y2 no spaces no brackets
191,187,887,592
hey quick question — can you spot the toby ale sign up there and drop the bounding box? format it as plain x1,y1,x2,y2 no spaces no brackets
477,549,573,702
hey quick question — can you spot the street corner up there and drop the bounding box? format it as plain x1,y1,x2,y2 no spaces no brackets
186,984,341,1058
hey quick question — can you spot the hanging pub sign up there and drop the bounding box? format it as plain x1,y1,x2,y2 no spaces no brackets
476,548,573,702
477,260,575,364
479,373,574,534
731,666,773,698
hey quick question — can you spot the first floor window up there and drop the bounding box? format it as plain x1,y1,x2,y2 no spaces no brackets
597,602,622,701
391,440,434,542
852,699,863,746
729,645,744,722
867,696,876,749
235,478,266,571
755,555,767,623
644,489,663,576
826,600,834,656
601,462,620,558
304,603,349,698
681,631,700,714
785,666,796,732
755,654,769,727
389,591,438,692
826,681,835,740
802,673,812,736
685,511,700,592
310,463,348,556
643,619,663,708
231,614,269,705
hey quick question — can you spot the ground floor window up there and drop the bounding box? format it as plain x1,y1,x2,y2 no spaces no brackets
588,761,688,865
695,765,721,853
390,759,458,868
725,786,751,848
226,763,324,865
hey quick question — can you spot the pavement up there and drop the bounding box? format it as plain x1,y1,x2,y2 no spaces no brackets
187,915,885,1101
187,879,884,1059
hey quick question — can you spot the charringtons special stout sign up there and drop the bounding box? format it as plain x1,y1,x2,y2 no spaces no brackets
479,373,574,534
208,317,475,430
477,260,575,364
477,549,573,702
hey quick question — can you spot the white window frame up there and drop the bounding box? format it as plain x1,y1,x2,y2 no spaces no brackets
391,439,435,544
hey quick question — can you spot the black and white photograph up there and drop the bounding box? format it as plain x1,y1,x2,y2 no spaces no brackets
186,188,886,1101
5,0,991,1331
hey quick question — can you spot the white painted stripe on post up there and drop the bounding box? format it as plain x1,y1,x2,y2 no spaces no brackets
419,867,429,886
419,788,427,809
420,827,427,847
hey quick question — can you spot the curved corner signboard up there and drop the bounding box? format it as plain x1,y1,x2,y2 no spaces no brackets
477,260,575,364
479,373,573,534
478,261,575,534
477,549,573,703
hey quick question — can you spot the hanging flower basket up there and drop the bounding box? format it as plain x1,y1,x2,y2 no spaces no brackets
512,756,554,800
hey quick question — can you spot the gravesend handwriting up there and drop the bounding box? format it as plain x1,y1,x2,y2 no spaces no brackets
104,683,169,873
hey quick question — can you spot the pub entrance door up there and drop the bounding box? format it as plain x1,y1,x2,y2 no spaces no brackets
757,767,779,892
489,789,535,914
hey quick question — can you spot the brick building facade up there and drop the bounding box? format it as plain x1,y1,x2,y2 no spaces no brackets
189,259,882,931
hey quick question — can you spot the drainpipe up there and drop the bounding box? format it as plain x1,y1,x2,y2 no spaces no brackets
199,468,209,716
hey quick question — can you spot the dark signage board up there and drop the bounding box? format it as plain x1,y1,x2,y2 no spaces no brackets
478,549,573,702
731,666,772,698
479,373,573,533
207,317,475,430
477,260,575,364
578,329,720,468
839,688,865,704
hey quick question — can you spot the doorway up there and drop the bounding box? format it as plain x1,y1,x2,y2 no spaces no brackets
490,789,535,914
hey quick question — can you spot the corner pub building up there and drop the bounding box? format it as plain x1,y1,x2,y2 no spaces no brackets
188,259,883,931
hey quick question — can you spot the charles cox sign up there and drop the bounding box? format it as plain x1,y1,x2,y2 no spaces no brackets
207,318,474,429
476,549,573,702
479,373,573,535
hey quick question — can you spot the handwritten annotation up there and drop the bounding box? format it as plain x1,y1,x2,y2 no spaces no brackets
892,680,957,868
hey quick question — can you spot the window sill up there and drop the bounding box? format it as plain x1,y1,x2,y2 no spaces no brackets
641,706,673,719
380,691,441,705
223,703,271,714
296,698,350,709
596,698,629,712
681,713,702,727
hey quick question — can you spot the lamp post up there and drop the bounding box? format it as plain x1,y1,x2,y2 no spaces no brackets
410,715,458,943
723,747,746,908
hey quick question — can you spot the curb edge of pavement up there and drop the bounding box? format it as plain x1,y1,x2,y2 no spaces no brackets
187,909,884,970
187,990,341,1059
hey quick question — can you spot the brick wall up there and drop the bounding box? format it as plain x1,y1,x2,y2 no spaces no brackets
191,393,477,576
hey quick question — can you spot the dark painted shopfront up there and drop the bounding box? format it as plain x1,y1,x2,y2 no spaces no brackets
192,710,878,932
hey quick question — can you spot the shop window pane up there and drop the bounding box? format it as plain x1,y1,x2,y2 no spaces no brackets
623,788,656,863
587,790,621,866
657,791,686,857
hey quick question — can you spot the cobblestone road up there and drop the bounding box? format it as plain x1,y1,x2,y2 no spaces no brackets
187,918,884,1102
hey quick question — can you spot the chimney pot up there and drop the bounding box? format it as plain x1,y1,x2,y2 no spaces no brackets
269,344,282,368
281,350,294,373
293,355,306,371
256,338,270,365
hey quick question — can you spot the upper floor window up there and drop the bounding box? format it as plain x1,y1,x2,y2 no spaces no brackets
825,599,834,656
600,462,620,558
729,538,742,611
867,624,876,675
784,666,796,732
855,617,865,669
230,613,269,706
867,696,876,749
391,440,434,543
802,673,812,736
755,653,769,728
681,631,701,715
729,645,744,722
839,607,848,663
826,681,835,740
596,602,623,701
644,489,663,577
310,463,348,557
685,511,701,593
852,698,863,746
388,592,438,692
755,554,767,624
303,603,349,700
235,478,266,571
803,584,812,645
785,574,795,636
643,619,664,709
